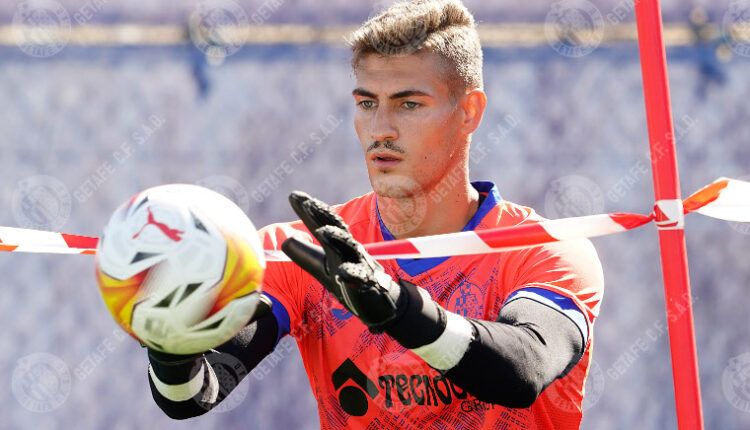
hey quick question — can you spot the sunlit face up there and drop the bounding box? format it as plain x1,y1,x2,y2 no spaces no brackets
352,51,468,198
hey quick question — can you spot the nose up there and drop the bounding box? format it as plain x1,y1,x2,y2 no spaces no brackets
370,107,398,143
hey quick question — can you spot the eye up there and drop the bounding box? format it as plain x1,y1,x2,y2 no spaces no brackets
402,101,420,110
358,100,376,110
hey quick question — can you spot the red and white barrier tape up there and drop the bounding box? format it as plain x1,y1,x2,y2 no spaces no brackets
0,227,97,255
0,177,747,261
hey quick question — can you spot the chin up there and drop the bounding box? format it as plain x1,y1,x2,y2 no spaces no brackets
369,171,425,199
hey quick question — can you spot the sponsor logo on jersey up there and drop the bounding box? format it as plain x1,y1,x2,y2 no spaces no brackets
332,357,472,416
332,359,379,416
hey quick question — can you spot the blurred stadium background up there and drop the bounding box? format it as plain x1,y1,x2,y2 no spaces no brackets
1,0,749,428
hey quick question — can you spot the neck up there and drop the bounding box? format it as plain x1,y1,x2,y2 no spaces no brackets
377,170,480,240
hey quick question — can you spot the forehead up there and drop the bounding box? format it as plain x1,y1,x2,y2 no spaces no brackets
354,51,452,96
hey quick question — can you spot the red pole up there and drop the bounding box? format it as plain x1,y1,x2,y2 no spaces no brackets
634,1,704,428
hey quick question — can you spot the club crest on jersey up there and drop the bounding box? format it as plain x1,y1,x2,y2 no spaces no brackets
448,275,484,318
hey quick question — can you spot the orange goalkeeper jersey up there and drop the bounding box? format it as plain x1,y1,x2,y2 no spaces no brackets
259,182,604,430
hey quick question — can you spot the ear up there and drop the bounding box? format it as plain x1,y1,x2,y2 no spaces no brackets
458,89,487,135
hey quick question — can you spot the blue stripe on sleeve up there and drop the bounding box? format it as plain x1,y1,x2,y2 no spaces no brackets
504,287,589,345
264,292,291,345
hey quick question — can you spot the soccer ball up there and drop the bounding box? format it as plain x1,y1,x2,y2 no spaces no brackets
95,184,265,355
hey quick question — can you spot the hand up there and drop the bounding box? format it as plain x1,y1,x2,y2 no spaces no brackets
281,191,404,332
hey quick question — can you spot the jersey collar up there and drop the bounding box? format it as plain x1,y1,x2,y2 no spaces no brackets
376,181,502,277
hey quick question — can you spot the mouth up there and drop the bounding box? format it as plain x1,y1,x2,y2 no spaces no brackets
370,152,403,169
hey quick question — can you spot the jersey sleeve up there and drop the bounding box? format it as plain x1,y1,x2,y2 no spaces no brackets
258,222,313,340
501,238,604,348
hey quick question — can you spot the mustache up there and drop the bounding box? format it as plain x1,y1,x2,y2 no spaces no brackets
366,140,406,154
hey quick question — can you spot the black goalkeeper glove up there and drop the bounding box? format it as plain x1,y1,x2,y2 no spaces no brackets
281,191,407,333
281,192,447,349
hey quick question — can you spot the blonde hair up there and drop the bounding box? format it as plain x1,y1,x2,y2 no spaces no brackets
349,0,484,92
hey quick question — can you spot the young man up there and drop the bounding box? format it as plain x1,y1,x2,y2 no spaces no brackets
147,1,604,428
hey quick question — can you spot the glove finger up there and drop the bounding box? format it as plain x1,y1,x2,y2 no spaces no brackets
281,237,329,282
288,191,348,233
334,262,366,317
337,261,371,285
301,196,348,230
281,236,348,304
337,262,398,328
317,225,385,274
288,191,314,225
316,225,362,264
338,261,392,297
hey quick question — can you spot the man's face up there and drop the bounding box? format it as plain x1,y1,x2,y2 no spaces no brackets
353,51,467,198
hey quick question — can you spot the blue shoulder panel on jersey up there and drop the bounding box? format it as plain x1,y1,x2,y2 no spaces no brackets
377,181,502,277
264,292,291,344
504,287,589,345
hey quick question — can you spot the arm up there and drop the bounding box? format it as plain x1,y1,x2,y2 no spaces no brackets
281,191,589,408
147,295,281,419
395,282,583,408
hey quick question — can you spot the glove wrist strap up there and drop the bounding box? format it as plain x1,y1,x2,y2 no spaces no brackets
384,280,447,349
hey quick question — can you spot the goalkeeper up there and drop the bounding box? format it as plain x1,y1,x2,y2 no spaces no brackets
147,0,604,428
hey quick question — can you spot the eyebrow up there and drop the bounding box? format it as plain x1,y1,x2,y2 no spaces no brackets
352,88,432,99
